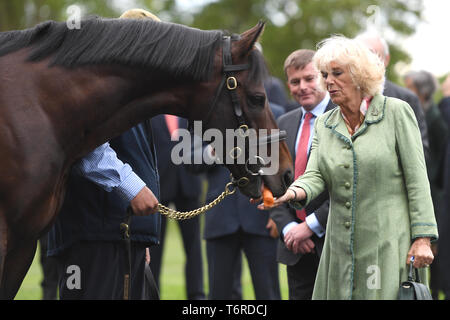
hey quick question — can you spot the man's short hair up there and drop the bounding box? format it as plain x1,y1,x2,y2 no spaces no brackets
283,49,315,77
404,70,438,103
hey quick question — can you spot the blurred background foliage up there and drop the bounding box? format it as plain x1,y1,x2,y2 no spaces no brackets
0,0,425,87
0,0,423,87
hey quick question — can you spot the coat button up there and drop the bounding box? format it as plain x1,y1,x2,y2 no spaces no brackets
345,201,351,208
344,221,351,229
345,182,351,189
344,164,350,169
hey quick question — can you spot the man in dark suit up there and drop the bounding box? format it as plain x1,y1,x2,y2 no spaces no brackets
357,33,430,161
149,114,205,300
438,74,450,299
270,49,334,300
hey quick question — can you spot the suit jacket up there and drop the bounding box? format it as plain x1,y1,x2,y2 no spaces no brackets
151,115,201,203
437,97,450,291
425,104,448,218
384,80,430,162
270,99,335,266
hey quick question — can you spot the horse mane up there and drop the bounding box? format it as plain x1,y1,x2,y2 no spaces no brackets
0,17,224,81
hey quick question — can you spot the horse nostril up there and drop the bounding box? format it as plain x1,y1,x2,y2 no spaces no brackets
283,169,294,188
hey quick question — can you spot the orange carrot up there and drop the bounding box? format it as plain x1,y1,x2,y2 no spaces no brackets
263,186,274,207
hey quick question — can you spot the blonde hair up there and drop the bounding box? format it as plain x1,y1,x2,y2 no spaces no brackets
313,35,385,97
119,8,161,21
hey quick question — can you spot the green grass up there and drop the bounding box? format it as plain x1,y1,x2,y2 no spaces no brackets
15,245,44,300
15,218,289,300
15,219,448,300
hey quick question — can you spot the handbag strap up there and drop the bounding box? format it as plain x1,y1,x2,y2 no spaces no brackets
408,256,421,283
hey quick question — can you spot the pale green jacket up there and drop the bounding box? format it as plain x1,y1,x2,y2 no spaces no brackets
290,94,438,300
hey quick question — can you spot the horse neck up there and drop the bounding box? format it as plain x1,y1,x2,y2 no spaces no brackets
51,64,196,159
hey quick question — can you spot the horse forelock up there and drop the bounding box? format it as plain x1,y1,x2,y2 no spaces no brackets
0,17,224,81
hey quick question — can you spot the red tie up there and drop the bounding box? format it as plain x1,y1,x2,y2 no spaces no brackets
295,112,313,220
165,115,179,139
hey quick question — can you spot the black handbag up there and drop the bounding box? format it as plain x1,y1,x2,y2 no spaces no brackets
398,258,432,300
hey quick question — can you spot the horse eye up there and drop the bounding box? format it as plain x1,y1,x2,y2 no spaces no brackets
248,94,266,108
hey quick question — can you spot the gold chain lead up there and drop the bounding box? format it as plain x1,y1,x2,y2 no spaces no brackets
156,182,237,220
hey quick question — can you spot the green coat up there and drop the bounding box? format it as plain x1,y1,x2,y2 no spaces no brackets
291,94,438,300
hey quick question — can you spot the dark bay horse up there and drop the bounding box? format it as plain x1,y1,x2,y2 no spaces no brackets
0,17,293,299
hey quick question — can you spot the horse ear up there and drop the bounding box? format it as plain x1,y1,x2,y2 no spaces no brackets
235,21,266,57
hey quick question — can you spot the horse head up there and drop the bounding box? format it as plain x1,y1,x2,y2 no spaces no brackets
191,22,294,199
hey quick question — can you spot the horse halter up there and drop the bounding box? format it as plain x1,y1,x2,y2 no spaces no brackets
204,34,249,132
203,34,286,187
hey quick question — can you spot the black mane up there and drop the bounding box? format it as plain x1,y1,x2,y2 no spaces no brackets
0,17,224,81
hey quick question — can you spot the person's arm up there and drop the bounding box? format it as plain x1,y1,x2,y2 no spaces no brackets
254,122,324,211
280,212,325,238
282,193,329,254
74,142,145,200
394,100,438,268
74,142,158,215
269,203,296,240
305,213,326,238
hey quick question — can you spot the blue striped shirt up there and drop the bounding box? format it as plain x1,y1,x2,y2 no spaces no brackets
73,142,146,203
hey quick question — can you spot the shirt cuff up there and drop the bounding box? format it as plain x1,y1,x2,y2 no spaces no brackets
305,213,325,238
114,170,146,203
282,221,299,237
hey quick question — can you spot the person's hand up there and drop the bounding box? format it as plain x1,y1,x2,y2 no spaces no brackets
130,186,159,216
442,74,450,97
286,238,315,254
251,187,305,210
284,222,314,254
145,247,151,265
266,218,279,238
407,237,434,268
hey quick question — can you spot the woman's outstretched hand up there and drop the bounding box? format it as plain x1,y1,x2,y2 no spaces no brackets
250,187,305,210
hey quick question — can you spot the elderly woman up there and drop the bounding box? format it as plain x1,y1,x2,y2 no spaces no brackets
260,36,438,299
